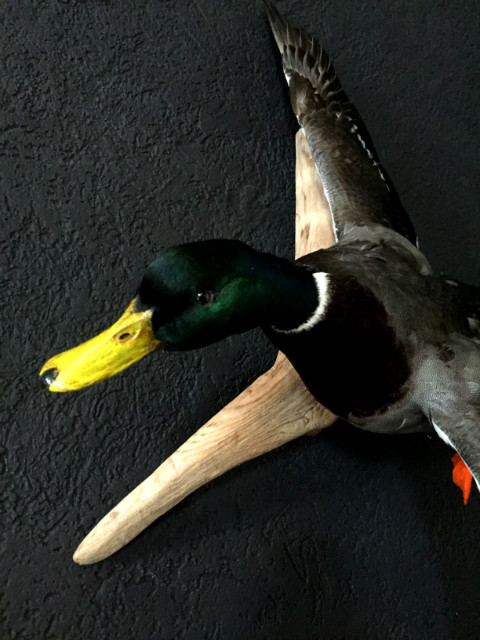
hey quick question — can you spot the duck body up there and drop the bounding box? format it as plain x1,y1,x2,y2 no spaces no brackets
267,234,480,441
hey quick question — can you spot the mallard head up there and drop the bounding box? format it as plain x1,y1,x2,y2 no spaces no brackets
40,240,319,392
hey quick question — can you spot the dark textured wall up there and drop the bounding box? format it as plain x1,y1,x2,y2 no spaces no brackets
2,1,480,638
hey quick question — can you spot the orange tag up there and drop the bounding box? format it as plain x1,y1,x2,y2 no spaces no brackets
452,453,473,505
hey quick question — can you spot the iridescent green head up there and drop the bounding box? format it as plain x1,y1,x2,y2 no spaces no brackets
137,240,300,348
40,240,317,391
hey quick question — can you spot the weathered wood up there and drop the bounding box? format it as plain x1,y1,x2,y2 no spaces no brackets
73,131,338,564
295,130,335,256
73,353,336,564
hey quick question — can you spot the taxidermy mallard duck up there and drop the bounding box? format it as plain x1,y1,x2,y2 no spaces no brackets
40,1,480,503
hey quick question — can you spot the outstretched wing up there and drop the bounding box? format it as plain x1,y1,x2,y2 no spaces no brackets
263,1,417,245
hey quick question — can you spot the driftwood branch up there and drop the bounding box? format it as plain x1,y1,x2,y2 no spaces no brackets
73,131,338,565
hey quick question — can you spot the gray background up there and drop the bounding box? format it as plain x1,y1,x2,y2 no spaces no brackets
2,0,480,638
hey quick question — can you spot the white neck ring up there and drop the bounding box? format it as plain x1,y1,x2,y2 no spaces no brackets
273,271,330,334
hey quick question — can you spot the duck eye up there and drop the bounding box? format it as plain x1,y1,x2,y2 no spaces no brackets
196,291,215,306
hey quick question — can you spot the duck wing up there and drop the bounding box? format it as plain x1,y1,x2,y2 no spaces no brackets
263,1,417,245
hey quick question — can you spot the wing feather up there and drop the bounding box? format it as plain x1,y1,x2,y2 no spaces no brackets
263,0,417,245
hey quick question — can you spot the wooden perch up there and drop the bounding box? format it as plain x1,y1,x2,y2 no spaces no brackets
73,131,338,564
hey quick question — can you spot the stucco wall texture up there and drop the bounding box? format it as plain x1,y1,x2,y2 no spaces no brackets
2,1,479,638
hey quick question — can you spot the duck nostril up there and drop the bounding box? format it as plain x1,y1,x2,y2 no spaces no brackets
40,368,59,389
117,332,131,342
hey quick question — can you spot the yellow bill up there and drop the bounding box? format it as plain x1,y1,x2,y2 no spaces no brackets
39,299,160,392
